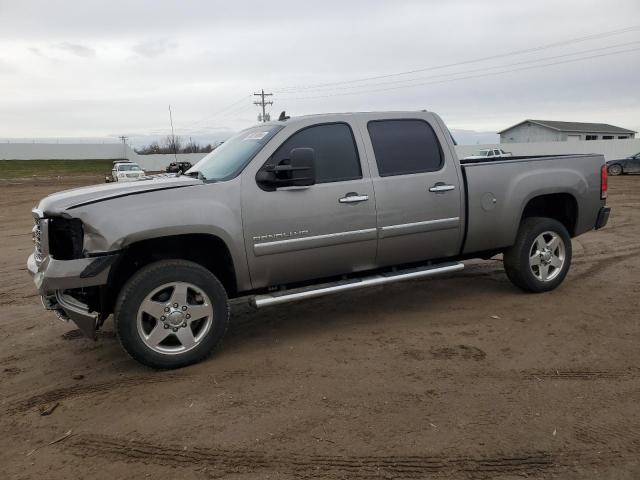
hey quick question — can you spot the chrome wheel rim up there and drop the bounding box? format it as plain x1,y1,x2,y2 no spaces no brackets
529,231,565,282
136,282,214,354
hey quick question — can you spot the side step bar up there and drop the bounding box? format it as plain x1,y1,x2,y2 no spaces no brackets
250,261,464,309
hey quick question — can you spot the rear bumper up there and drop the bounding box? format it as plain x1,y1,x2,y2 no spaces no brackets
595,207,611,230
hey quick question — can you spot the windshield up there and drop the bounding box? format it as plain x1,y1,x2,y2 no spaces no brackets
187,125,283,181
118,164,141,171
477,150,490,156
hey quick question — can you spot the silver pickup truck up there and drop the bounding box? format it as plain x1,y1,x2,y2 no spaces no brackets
28,111,611,368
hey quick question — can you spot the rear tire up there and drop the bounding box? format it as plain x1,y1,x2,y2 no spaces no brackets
608,164,623,176
115,259,229,369
503,217,572,293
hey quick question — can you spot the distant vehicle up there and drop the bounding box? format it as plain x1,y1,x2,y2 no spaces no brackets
464,148,512,160
166,161,193,174
606,152,640,175
109,162,145,182
28,110,610,368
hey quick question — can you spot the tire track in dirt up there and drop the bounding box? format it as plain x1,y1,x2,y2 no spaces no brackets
66,433,621,478
8,365,636,415
572,249,640,281
5,368,290,414
574,421,640,451
523,369,635,380
6,375,180,414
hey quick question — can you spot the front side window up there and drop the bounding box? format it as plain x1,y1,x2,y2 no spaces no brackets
268,123,362,183
188,124,282,181
367,119,443,177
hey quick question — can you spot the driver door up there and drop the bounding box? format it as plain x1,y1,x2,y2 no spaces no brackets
241,120,377,289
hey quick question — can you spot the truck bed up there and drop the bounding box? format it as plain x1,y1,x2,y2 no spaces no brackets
460,153,605,255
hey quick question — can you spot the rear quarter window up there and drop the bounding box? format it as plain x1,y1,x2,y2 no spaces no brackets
367,119,443,176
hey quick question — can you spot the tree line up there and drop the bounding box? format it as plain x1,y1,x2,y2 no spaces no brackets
135,135,217,155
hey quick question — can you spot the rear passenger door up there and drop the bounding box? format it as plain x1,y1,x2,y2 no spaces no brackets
358,113,464,267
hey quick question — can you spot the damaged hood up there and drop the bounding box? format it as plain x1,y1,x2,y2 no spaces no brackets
36,175,203,216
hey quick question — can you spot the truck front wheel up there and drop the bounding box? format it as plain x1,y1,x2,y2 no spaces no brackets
114,259,230,369
503,217,572,293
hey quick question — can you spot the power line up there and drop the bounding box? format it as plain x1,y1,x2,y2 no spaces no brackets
274,24,640,93
253,89,274,122
281,46,640,100
197,103,256,130
178,95,252,131
279,40,640,95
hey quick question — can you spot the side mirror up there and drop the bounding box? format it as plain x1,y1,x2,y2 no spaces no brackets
257,147,316,190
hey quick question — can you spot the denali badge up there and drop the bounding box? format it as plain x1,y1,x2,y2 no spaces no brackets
253,230,310,243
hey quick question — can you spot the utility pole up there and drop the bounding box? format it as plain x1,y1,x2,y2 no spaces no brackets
253,89,273,122
118,135,128,160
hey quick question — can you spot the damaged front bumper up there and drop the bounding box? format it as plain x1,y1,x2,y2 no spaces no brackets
28,252,118,338
41,291,100,338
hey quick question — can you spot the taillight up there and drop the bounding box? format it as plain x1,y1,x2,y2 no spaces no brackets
601,164,608,200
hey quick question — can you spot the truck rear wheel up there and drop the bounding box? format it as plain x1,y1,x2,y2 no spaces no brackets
114,259,229,369
503,217,572,293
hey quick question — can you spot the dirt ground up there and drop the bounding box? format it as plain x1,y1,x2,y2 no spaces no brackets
1,175,639,479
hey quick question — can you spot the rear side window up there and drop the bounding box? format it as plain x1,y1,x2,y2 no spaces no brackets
270,123,361,183
367,119,443,176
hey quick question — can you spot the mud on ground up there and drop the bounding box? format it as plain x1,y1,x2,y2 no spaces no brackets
1,175,639,479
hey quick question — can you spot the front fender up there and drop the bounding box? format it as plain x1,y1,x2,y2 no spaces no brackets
68,179,251,292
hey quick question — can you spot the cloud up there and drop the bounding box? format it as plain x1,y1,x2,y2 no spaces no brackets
131,38,177,58
28,47,43,57
0,59,15,73
1,0,639,138
54,42,95,57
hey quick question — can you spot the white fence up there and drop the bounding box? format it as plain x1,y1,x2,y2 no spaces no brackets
0,143,209,171
0,143,130,160
455,138,640,161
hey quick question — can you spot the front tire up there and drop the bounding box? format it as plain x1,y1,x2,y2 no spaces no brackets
608,164,623,176
115,259,230,369
503,217,572,293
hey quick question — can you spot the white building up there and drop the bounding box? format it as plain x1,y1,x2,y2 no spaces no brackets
499,120,636,143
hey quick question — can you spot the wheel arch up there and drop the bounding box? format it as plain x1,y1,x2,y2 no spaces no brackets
520,193,578,237
104,233,238,316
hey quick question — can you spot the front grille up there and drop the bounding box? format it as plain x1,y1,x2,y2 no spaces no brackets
126,173,138,178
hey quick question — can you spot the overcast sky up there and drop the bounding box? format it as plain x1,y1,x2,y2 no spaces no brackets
0,0,639,145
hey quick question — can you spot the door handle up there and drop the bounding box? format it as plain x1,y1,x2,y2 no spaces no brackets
429,183,456,193
339,193,369,204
